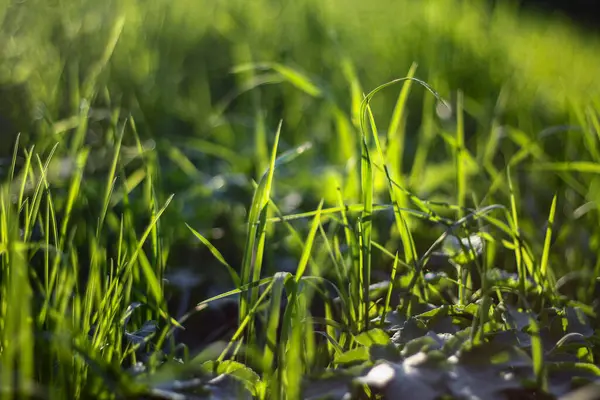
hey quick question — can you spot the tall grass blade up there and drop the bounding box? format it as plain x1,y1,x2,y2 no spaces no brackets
506,166,527,301
240,120,282,339
359,107,374,331
540,194,557,289
295,199,324,282
387,62,417,183
98,119,125,237
455,90,466,218
127,194,174,306
263,272,290,377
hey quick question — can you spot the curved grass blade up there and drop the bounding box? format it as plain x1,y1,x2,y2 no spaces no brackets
186,223,241,287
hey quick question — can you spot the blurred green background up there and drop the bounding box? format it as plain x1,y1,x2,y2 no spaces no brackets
1,0,600,343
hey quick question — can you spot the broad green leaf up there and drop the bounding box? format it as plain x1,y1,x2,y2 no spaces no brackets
355,328,391,347
334,347,370,365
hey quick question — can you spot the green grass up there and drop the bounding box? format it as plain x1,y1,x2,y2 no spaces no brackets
1,0,600,398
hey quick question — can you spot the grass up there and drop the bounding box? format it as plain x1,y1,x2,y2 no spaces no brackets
1,0,600,398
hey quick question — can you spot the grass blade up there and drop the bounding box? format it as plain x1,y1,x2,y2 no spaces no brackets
186,223,241,287
540,194,557,289
387,62,418,182
295,199,324,282
359,106,374,331
127,194,174,306
240,120,282,337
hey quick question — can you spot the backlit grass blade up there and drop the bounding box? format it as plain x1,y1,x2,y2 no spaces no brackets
232,62,323,98
265,203,438,225
531,161,600,174
160,276,275,352
454,91,470,304
540,194,557,288
368,98,421,314
506,166,527,301
81,15,125,101
252,207,270,324
186,138,244,169
387,62,417,183
333,106,358,170
195,277,274,312
455,90,466,219
410,75,438,187
341,57,363,129
323,302,341,358
335,187,359,328
135,121,167,290
359,106,374,331
279,279,303,399
186,223,241,287
506,128,587,196
98,118,125,237
16,145,34,210
262,272,290,376
381,252,399,326
295,199,324,282
240,120,282,334
40,148,89,323
58,149,90,244
529,316,547,391
572,106,600,162
358,77,447,270
127,194,174,306
218,279,276,362
589,106,600,149
253,180,322,281
358,77,447,222
24,147,58,241
270,63,323,98
255,109,269,179
318,223,351,322
300,282,316,374
165,144,203,180
483,124,584,203
0,206,33,399
43,184,59,297
359,77,448,132
8,133,20,184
